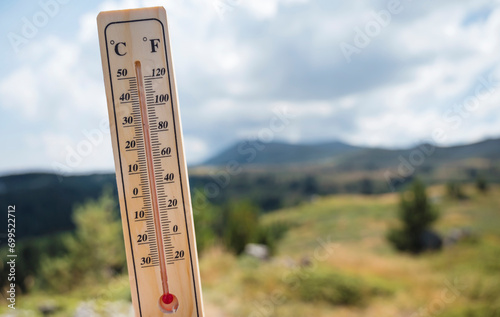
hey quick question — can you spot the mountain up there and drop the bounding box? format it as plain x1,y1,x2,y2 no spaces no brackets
202,138,500,169
334,138,500,171
202,140,364,166
2,137,500,242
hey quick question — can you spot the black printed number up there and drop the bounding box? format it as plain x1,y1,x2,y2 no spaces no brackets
141,257,151,265
117,69,128,77
158,121,168,130
152,68,166,77
168,199,177,207
155,94,169,103
125,140,136,149
120,93,130,101
137,234,148,243
128,164,138,173
161,147,171,156
135,210,145,219
123,116,133,125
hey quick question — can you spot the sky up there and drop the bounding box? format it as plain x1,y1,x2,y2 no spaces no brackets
1,0,500,175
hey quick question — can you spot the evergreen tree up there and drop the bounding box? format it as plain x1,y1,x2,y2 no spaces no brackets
223,200,260,255
360,178,374,195
476,175,489,193
387,179,439,253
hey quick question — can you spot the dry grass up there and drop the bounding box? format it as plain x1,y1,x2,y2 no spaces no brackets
3,185,499,316
199,185,500,316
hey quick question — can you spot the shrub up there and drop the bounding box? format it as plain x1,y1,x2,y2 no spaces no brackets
255,221,291,254
387,179,440,253
39,192,125,291
223,200,260,255
287,268,393,306
192,191,218,254
447,181,467,200
476,175,489,193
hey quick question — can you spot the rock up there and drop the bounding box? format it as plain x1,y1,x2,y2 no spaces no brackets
102,301,134,317
419,230,443,251
444,227,475,246
300,256,312,267
74,302,98,317
280,256,297,269
38,301,59,316
73,301,133,317
244,243,269,260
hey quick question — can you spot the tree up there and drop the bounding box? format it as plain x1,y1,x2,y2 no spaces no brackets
360,178,374,195
446,181,467,200
39,192,126,291
476,175,489,193
223,200,260,255
303,176,319,196
191,190,217,254
387,179,440,253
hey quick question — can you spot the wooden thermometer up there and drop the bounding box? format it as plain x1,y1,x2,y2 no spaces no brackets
97,7,204,316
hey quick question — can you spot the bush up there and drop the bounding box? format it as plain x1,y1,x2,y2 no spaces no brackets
192,191,218,254
39,192,125,291
191,193,289,256
295,271,364,305
0,234,68,293
447,181,467,200
387,179,440,253
287,268,393,306
476,175,489,193
255,221,291,254
223,201,260,255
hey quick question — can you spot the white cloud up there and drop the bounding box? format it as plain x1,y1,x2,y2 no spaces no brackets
0,67,39,117
41,132,74,162
241,0,279,20
184,136,209,164
2,0,500,173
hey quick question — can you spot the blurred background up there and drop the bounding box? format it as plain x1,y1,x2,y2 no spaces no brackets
1,0,500,316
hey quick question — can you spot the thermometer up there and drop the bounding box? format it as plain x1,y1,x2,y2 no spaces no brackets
97,7,204,316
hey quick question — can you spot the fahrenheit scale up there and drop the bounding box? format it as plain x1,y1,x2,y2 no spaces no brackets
97,7,204,316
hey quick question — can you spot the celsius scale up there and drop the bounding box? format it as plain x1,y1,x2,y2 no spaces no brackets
97,7,204,316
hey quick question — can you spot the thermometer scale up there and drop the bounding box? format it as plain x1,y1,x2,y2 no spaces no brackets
97,7,204,316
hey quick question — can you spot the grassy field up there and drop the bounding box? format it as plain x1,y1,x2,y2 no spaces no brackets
201,184,500,316
2,184,500,316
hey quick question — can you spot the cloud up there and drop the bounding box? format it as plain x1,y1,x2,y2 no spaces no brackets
0,66,39,117
1,0,500,174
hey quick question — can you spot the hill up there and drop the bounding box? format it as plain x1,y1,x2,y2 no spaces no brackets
2,137,500,242
335,138,500,171
4,185,500,316
0,173,117,240
202,138,500,169
202,140,363,166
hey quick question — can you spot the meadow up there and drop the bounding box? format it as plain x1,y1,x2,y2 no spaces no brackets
1,182,499,316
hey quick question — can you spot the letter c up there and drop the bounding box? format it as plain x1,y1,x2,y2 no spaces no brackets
115,42,127,56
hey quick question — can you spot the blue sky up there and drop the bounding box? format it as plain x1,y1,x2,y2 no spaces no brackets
1,0,500,175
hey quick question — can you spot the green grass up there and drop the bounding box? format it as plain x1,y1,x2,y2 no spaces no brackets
0,275,131,316
2,184,500,316
199,184,500,316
